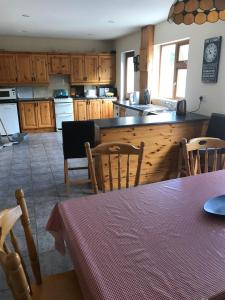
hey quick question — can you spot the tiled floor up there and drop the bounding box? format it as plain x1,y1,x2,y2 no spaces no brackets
0,132,93,299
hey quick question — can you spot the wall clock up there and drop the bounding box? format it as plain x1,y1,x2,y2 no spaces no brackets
202,36,222,83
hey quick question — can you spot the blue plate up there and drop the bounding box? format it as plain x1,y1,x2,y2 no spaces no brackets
204,195,225,216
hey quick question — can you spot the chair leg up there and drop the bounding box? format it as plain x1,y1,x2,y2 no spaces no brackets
64,159,69,184
177,145,183,178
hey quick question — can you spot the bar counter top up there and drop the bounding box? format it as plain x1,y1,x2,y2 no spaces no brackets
94,111,209,129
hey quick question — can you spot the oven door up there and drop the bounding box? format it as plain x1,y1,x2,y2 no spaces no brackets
56,113,74,131
54,102,73,115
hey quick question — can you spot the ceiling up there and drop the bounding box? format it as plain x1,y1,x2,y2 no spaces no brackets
0,0,172,40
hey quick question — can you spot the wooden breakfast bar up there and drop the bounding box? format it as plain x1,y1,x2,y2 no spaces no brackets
94,112,209,188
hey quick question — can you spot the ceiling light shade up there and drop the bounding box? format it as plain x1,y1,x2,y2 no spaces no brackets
168,0,225,24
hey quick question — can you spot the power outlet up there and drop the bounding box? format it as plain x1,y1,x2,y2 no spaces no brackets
199,96,206,102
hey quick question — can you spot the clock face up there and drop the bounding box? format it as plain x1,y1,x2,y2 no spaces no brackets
204,43,218,63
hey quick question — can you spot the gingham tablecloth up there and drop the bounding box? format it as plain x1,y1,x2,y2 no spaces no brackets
46,170,225,300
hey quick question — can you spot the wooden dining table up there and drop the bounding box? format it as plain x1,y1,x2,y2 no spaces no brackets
46,170,225,300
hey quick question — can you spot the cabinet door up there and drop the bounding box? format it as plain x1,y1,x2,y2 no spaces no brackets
87,100,101,120
0,54,17,84
32,55,49,84
19,102,38,130
37,101,55,128
16,54,33,83
71,55,85,84
84,55,99,83
99,55,115,84
74,100,87,121
101,100,114,119
48,55,70,74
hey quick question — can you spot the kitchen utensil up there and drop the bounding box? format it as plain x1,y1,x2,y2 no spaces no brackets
176,99,186,115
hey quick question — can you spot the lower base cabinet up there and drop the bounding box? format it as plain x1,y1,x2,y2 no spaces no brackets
74,99,114,121
19,100,55,132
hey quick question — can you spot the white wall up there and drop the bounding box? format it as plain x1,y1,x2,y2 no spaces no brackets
0,36,114,53
114,30,141,99
155,21,225,116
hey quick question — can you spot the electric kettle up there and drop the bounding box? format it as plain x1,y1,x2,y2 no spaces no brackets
176,99,186,115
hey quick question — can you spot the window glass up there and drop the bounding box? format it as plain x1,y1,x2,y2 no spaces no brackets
178,44,189,61
176,69,187,98
159,44,175,98
126,55,134,95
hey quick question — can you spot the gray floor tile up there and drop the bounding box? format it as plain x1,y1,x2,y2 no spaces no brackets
0,132,94,295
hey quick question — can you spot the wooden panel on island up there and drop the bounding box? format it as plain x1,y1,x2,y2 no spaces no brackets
96,120,208,190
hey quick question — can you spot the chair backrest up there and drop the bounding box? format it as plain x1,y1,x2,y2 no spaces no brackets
0,189,42,300
206,113,225,140
181,137,225,176
62,120,97,159
85,142,144,193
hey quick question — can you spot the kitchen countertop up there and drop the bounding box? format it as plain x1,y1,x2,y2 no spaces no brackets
94,111,209,129
114,100,170,113
73,97,117,100
17,98,54,102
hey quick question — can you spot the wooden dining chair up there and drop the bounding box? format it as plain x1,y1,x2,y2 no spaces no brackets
0,189,84,300
181,137,225,176
85,141,144,193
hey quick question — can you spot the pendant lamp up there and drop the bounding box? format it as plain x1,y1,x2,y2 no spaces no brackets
168,0,225,25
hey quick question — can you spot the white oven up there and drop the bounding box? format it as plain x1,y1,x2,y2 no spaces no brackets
0,88,16,100
54,97,74,131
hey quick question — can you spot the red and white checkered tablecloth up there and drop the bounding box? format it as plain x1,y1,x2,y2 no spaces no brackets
46,170,225,300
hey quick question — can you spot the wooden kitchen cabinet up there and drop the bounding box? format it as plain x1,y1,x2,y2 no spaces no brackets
16,54,33,84
87,99,101,119
71,55,85,84
37,101,55,128
32,55,49,84
74,100,87,121
19,102,38,130
99,54,115,84
71,55,98,85
16,54,49,84
19,100,55,132
101,99,114,119
84,55,99,83
48,54,71,74
0,54,17,84
74,99,104,121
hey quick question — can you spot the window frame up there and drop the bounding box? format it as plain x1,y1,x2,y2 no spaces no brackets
124,51,135,99
158,40,189,100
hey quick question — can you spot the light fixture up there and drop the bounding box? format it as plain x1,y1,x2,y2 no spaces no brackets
168,0,225,25
108,20,115,23
22,14,31,18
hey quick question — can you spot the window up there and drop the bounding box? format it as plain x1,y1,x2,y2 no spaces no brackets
125,51,135,98
159,40,189,99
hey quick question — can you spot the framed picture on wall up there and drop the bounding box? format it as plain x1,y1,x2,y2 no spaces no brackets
202,36,222,83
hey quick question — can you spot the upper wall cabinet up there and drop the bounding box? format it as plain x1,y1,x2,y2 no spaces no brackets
0,53,17,84
99,54,115,84
48,54,71,74
71,54,99,85
84,55,99,83
71,54,115,85
0,53,49,85
16,54,49,84
32,54,49,84
70,55,85,84
0,51,115,86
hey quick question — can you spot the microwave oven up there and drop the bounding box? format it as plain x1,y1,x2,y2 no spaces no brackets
0,88,16,100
